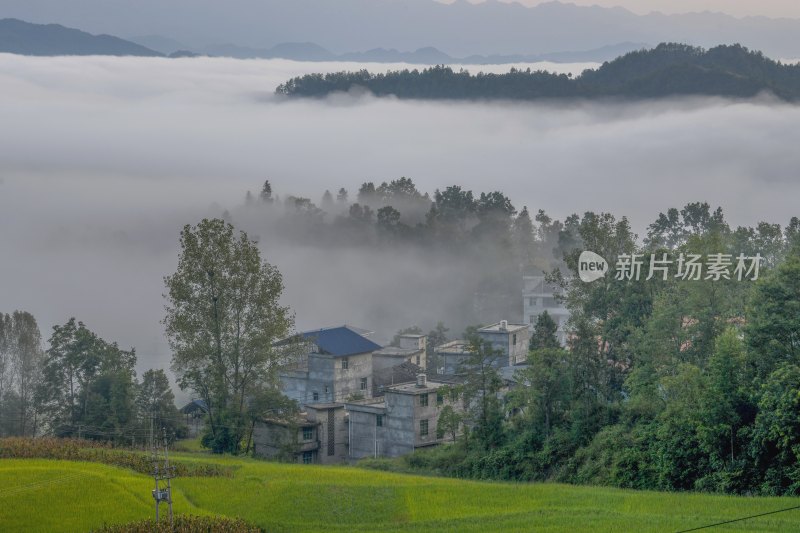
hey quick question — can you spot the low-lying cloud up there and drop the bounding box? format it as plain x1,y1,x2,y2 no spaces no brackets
1,54,799,381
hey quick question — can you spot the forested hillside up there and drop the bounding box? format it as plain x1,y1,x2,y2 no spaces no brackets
277,43,800,101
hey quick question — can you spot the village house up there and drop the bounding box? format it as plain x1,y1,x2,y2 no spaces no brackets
523,275,570,345
477,320,530,366
435,339,472,375
252,402,349,464
252,324,488,464
372,333,427,371
179,399,207,438
278,325,382,407
346,374,462,460
252,415,320,464
434,320,530,374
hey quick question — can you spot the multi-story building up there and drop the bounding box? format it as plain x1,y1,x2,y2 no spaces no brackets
434,319,530,374
477,321,530,366
372,333,427,372
252,415,320,464
346,374,460,459
522,275,570,345
278,325,382,407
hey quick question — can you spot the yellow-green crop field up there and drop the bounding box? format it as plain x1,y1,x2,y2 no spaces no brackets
0,452,798,532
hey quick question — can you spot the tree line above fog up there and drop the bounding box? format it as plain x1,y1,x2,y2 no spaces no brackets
276,43,800,101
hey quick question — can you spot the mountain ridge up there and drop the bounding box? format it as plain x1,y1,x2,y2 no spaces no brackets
2,0,800,58
0,18,161,57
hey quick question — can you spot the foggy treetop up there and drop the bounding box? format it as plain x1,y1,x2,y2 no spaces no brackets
276,43,800,101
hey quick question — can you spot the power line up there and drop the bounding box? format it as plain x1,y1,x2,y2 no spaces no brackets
676,504,800,532
150,414,176,528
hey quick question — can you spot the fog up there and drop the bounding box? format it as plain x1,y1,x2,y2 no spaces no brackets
1,54,799,383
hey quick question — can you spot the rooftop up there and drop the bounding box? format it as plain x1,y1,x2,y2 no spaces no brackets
344,397,386,412
387,379,448,394
281,325,383,357
435,340,471,355
374,346,423,357
305,402,345,410
259,414,317,427
479,322,528,334
180,399,208,414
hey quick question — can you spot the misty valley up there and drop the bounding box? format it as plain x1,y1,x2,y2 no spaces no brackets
2,3,800,531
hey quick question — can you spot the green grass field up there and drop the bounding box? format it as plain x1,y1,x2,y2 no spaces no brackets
0,453,798,532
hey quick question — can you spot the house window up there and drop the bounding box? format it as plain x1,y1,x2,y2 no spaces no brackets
436,392,444,406
416,355,421,365
376,415,383,427
419,394,429,407
360,377,368,391
341,358,349,370
312,391,319,401
420,419,429,436
302,451,313,464
512,334,517,345
302,427,313,441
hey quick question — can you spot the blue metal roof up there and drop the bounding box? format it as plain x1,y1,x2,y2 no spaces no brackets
180,399,208,413
297,325,382,357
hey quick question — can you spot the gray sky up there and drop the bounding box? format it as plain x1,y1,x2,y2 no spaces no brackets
453,1,800,19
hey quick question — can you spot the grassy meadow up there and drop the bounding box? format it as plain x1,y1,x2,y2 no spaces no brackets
0,450,798,532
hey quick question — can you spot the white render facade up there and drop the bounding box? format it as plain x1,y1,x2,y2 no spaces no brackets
523,275,570,346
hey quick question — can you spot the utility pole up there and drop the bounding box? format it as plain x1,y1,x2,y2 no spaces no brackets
150,413,176,528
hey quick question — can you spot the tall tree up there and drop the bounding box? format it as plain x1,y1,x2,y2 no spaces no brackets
37,318,136,440
260,180,274,204
0,314,12,434
164,218,293,453
457,335,505,450
11,312,43,436
529,311,560,351
746,253,800,382
137,369,184,440
516,346,571,437
513,206,536,264
321,189,334,211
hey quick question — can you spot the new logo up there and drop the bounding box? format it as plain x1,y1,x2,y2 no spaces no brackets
578,251,608,283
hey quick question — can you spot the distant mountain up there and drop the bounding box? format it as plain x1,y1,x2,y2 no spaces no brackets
204,42,336,61
205,42,645,64
3,0,800,58
0,17,642,64
0,18,162,56
276,43,800,101
127,34,188,55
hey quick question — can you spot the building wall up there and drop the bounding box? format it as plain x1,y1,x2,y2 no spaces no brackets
348,407,396,459
382,393,417,457
398,335,426,351
373,350,425,373
478,328,530,367
523,275,570,346
333,352,373,400
441,353,469,375
306,405,348,464
252,421,320,463
385,387,458,450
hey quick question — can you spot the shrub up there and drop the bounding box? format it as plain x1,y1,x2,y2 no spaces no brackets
0,438,232,477
92,515,263,532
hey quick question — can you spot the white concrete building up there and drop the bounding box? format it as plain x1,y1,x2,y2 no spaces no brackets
522,275,570,346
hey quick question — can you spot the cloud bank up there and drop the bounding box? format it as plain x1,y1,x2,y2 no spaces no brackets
1,54,798,380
